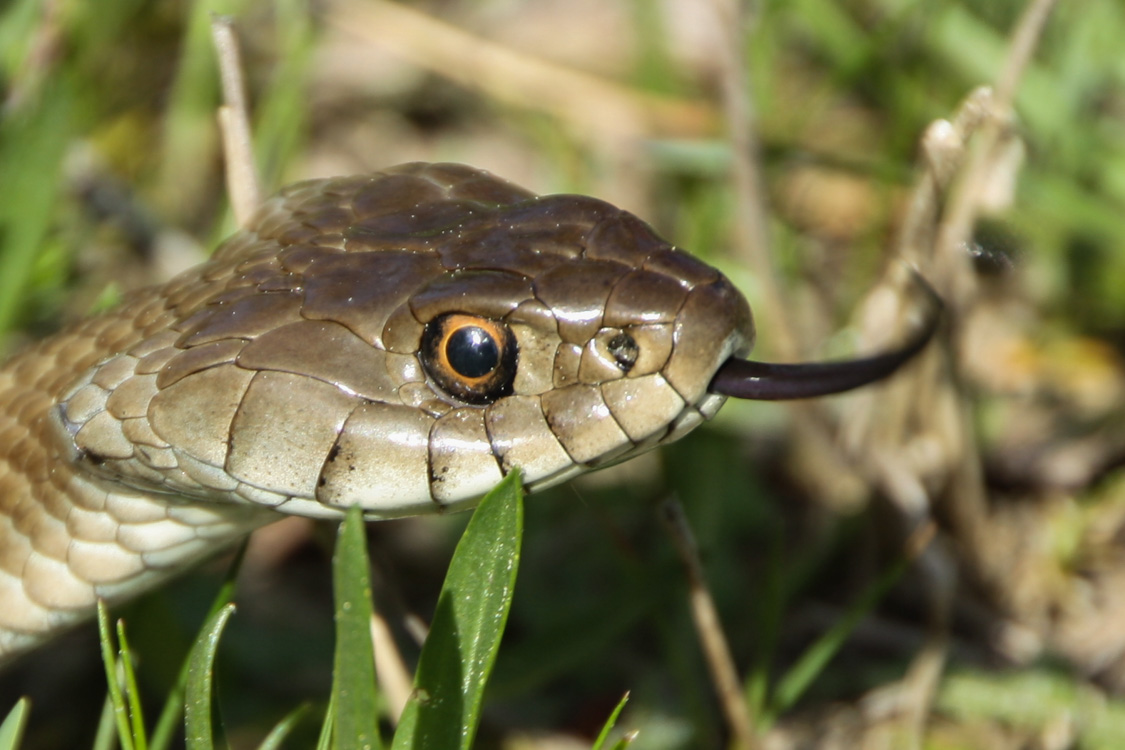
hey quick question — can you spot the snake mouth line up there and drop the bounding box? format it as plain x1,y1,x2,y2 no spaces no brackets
708,269,943,401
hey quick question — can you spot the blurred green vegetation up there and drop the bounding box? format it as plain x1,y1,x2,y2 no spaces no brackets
2,0,1125,748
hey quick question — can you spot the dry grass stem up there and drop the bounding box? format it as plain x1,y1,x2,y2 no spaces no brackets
706,0,796,362
828,4,1063,740
846,0,1061,576
210,14,262,226
798,6,1064,745
369,610,413,724
994,0,1060,106
898,522,951,750
706,0,875,520
1,0,64,116
932,0,1059,306
658,496,758,750
925,0,1058,581
329,0,716,145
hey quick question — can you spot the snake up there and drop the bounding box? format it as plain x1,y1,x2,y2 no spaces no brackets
0,161,938,662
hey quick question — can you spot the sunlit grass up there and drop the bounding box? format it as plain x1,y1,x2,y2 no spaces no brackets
85,474,523,750
2,0,1125,747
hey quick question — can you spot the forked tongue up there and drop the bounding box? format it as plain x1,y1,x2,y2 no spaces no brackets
709,270,942,401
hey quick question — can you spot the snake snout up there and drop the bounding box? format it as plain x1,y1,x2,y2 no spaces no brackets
608,272,754,448
663,275,755,409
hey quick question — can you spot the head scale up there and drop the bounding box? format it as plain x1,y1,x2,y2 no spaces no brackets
51,163,757,519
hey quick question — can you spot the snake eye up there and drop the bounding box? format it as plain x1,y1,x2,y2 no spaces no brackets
421,313,518,405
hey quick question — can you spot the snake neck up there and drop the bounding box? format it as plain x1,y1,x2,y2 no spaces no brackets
0,307,273,661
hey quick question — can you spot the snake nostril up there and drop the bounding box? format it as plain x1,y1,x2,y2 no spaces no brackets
607,333,638,373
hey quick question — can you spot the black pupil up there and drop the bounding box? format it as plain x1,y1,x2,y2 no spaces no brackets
446,326,500,378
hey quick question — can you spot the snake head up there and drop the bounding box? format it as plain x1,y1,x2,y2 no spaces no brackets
49,163,933,522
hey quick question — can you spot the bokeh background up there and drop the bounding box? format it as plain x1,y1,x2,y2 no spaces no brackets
2,0,1125,747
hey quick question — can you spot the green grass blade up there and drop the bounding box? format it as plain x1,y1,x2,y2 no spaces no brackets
766,551,913,723
316,692,337,750
154,0,250,223
97,601,137,750
149,680,184,750
608,734,636,750
590,691,630,750
93,697,117,750
0,79,72,346
151,540,249,750
744,534,784,719
184,603,237,750
329,505,383,750
0,0,40,76
391,470,524,750
257,703,311,750
116,621,149,750
0,698,29,750
252,0,315,190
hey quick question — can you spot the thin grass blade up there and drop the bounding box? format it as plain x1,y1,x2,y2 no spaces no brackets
0,76,72,347
316,692,336,750
329,505,383,750
608,733,637,750
97,601,136,750
93,697,117,750
155,0,251,232
590,691,630,750
151,540,249,750
257,703,311,750
116,621,148,750
766,552,913,724
0,698,29,750
743,533,784,719
151,541,248,750
184,603,237,750
391,470,524,750
251,0,315,189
